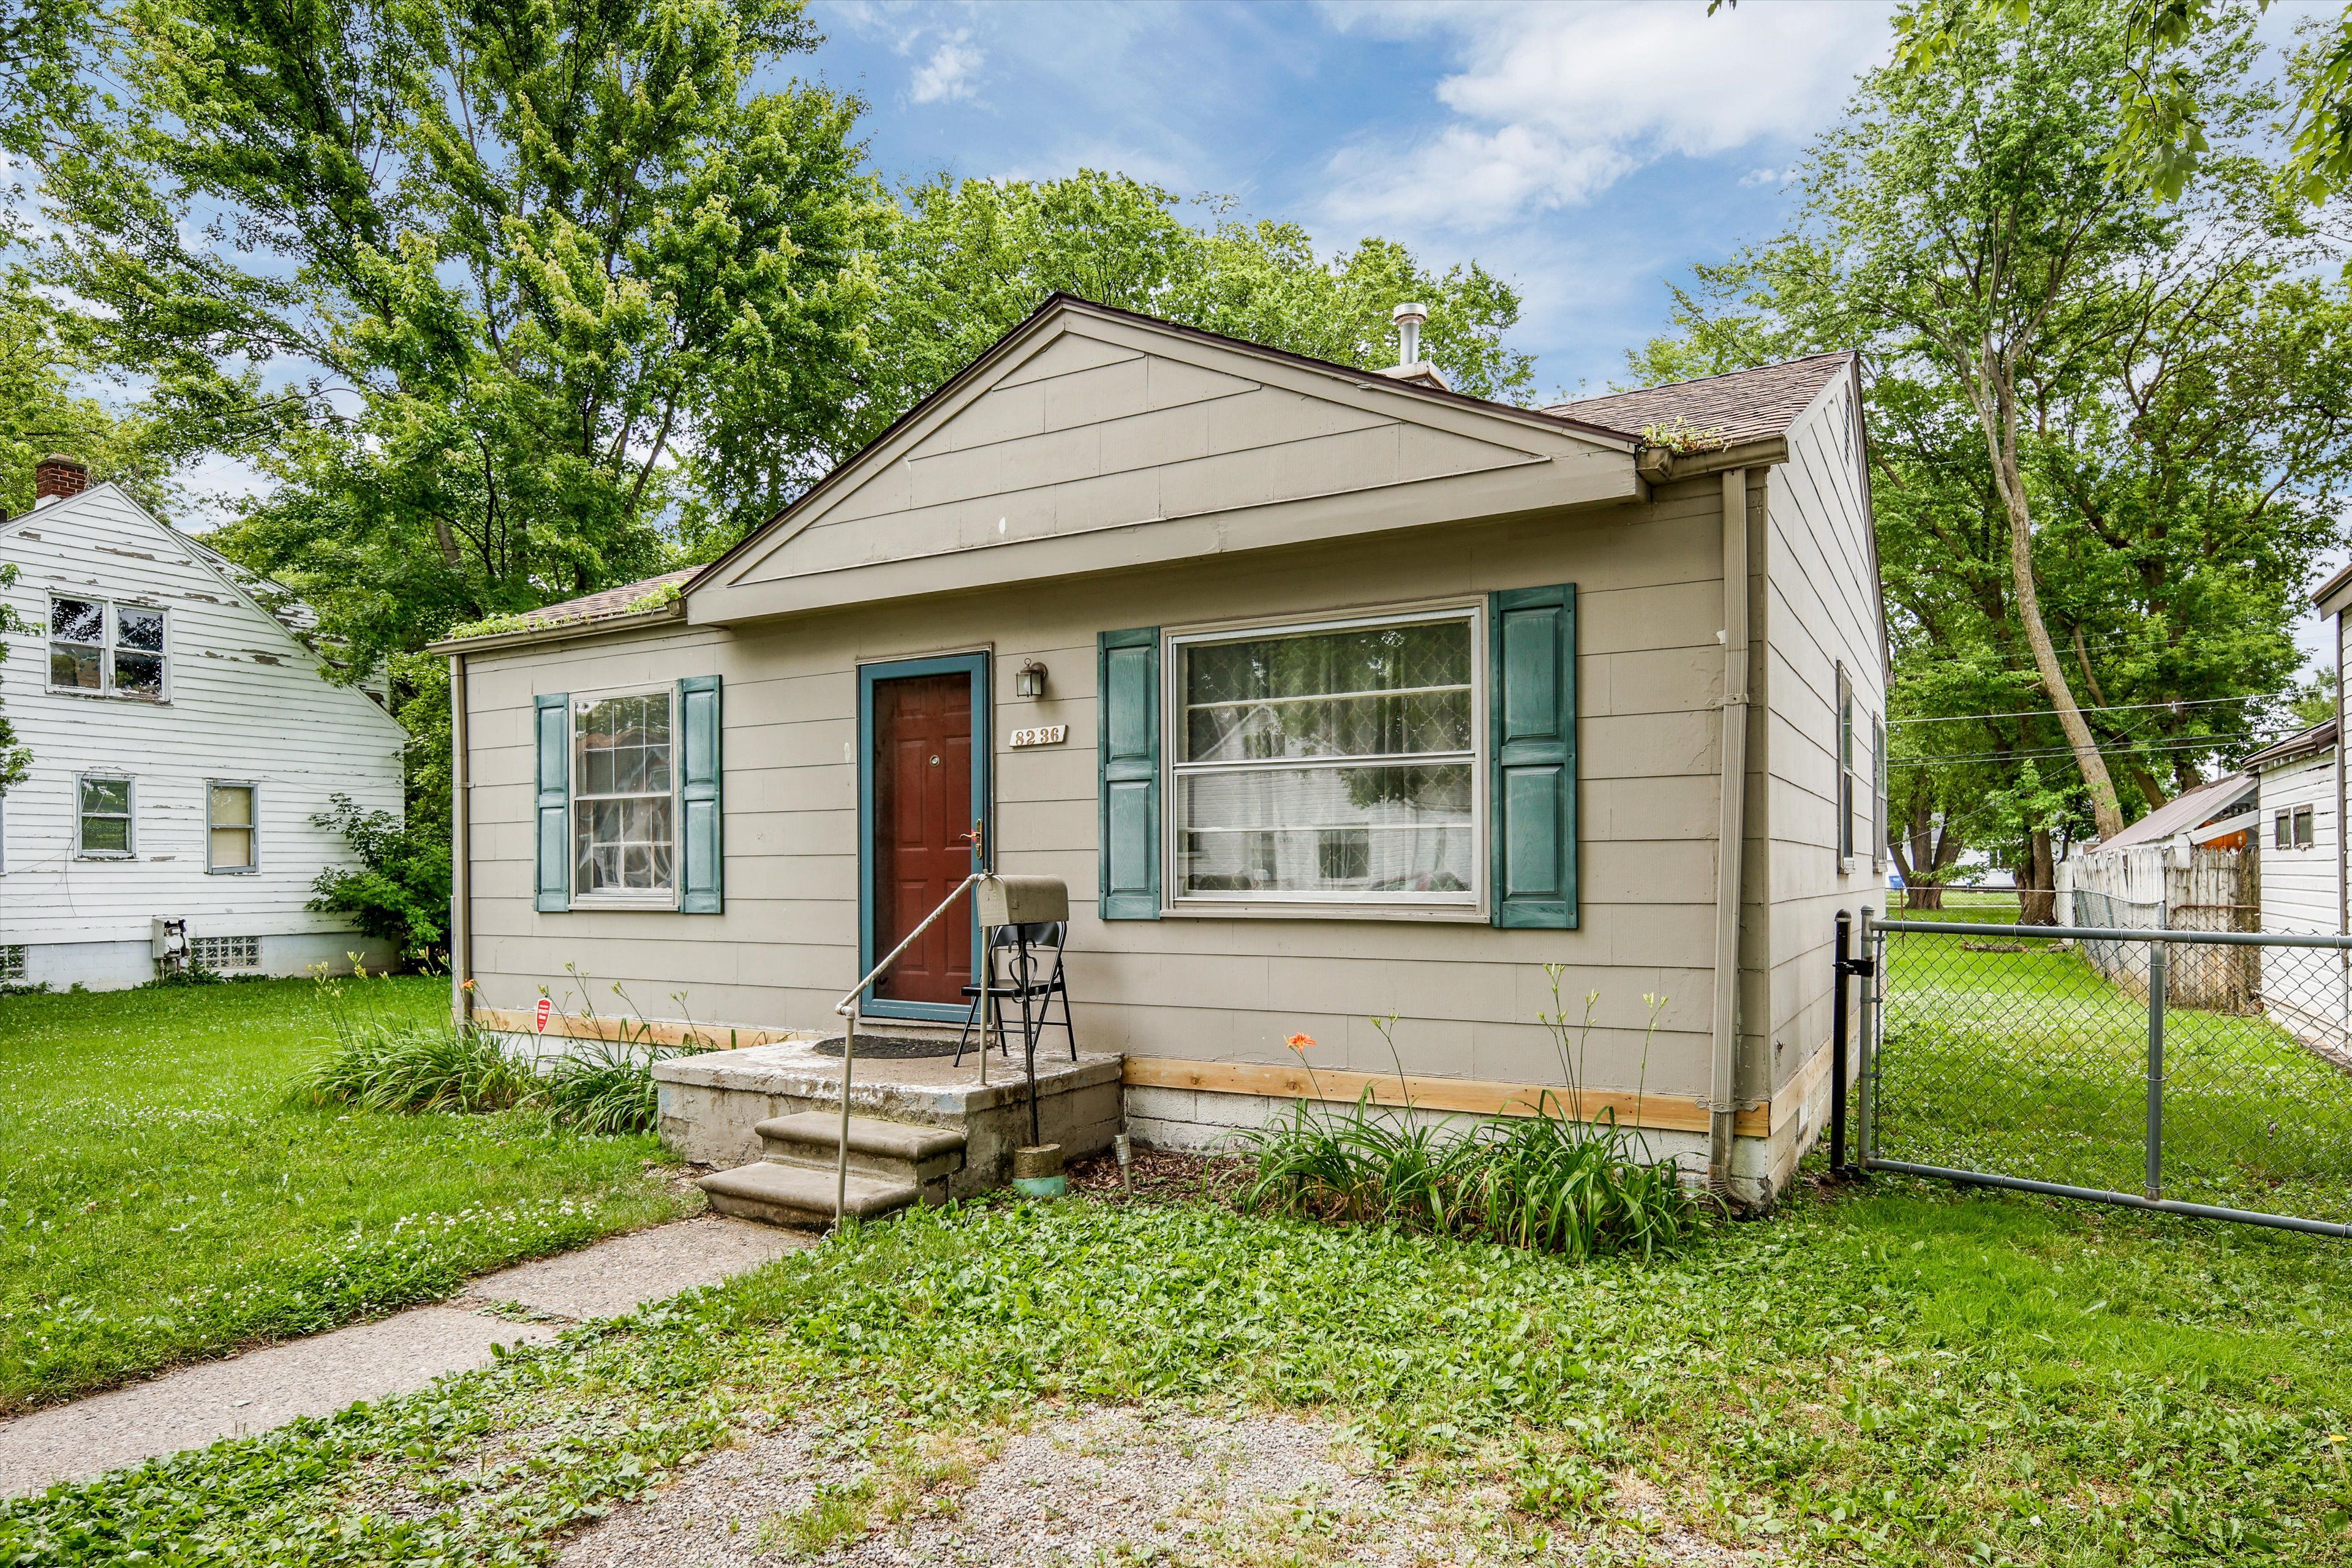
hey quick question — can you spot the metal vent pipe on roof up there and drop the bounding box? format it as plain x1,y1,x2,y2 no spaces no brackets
1392,301,1426,368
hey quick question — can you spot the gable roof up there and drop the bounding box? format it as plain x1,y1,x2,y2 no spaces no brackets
2095,771,2258,851
1545,353,1856,447
2,483,325,646
679,293,1649,624
2244,718,2337,772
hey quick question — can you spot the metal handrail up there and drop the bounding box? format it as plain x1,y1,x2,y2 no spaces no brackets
826,870,985,1224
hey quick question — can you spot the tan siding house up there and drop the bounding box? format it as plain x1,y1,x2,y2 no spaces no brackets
435,297,1887,1207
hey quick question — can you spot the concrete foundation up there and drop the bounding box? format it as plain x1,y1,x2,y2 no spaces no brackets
4,932,396,992
654,1039,1125,1199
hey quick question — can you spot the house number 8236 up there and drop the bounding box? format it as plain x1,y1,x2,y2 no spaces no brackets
1009,724,1068,748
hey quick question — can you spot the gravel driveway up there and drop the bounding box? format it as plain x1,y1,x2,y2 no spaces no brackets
556,1404,1761,1566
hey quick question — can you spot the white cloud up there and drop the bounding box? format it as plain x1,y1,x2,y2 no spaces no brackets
909,29,984,103
1740,167,1780,187
1317,0,1891,232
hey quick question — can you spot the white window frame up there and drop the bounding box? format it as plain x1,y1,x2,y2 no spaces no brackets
1162,600,1488,919
206,780,260,874
76,773,135,859
47,597,170,702
1836,662,1859,872
570,682,681,909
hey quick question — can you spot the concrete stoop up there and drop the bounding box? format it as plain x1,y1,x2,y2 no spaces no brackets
700,1113,968,1227
660,1039,1125,1226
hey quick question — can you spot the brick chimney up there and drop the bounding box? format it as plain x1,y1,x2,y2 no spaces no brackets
34,454,88,507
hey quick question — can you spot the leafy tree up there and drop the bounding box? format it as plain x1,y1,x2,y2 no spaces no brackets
1646,0,2352,908
40,0,890,675
1890,0,2352,203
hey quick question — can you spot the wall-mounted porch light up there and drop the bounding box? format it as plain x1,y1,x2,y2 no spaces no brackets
1015,659,1049,699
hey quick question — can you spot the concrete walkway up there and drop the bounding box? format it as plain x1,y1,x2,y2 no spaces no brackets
0,1215,810,1496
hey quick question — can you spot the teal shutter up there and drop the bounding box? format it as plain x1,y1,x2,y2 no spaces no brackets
1490,586,1578,929
1099,627,1161,919
534,692,570,912
678,674,723,913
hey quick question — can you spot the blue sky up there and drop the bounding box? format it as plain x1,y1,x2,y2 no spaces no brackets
802,0,1895,401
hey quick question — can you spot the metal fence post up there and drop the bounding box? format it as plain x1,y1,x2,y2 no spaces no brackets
1831,909,1852,1175
1857,905,1878,1167
2145,940,2166,1203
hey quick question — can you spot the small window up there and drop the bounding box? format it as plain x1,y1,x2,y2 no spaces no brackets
1170,608,1479,905
77,775,134,857
573,690,676,898
2277,810,2291,850
189,934,260,970
2296,805,2315,849
0,946,24,981
49,598,167,699
1836,663,1857,865
208,783,257,872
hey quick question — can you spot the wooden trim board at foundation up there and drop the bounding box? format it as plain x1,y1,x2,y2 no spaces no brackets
478,1007,1834,1145
1121,1056,1773,1139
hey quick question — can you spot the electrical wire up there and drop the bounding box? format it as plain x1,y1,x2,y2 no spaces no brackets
1890,691,2294,726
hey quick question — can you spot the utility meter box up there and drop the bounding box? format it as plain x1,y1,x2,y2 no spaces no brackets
151,917,189,967
975,875,1068,929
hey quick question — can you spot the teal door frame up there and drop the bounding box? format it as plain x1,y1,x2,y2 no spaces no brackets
856,652,992,1022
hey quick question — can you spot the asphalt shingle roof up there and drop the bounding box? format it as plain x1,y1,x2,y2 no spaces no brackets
512,568,696,627
1544,352,1855,446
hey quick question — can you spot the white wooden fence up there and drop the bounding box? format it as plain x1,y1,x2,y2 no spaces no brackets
2062,845,2259,1011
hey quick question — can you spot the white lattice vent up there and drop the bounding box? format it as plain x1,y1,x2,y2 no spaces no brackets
0,946,23,981
190,935,262,970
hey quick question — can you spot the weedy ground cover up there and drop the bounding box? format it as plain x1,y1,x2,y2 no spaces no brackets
7,1174,2344,1566
0,976,687,1410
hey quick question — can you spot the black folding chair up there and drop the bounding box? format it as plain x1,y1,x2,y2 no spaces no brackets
956,920,1076,1065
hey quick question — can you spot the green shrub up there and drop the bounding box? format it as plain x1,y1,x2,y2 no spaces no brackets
1238,980,1702,1261
303,1017,535,1115
305,1008,686,1136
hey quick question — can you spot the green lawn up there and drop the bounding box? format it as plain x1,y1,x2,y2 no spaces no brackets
7,1178,2346,1566
1874,902,2352,1226
0,976,690,1411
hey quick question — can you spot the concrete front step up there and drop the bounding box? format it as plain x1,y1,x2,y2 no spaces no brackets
699,1161,918,1229
756,1111,967,1188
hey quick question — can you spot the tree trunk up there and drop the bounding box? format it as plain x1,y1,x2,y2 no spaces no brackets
2018,829,2057,924
1907,883,1947,910
1970,350,2127,840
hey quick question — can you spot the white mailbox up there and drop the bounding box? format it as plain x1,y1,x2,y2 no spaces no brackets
974,875,1069,928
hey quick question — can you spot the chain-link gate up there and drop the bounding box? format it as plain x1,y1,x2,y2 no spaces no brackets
1847,913,2352,1238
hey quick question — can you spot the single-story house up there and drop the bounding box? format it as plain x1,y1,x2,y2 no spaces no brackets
0,457,407,989
431,295,1887,1207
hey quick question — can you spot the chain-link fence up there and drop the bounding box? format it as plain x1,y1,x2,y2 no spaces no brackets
1861,915,2352,1237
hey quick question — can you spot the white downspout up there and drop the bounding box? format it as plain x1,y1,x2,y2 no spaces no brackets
450,651,473,1022
1708,469,1751,1199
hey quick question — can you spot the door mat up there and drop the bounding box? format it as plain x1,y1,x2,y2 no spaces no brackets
808,1033,968,1060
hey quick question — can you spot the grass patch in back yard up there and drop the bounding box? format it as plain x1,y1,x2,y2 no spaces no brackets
0,976,689,1411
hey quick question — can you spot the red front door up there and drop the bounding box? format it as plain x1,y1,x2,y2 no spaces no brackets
873,672,973,1006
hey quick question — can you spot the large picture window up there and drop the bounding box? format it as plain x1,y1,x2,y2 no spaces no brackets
573,690,676,899
1170,608,1480,906
50,598,166,698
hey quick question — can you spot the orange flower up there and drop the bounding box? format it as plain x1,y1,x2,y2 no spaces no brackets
459,978,478,992
1286,1032,1316,1052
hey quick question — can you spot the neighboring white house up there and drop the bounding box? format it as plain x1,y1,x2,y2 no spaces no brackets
2245,720,2337,937
0,457,407,989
